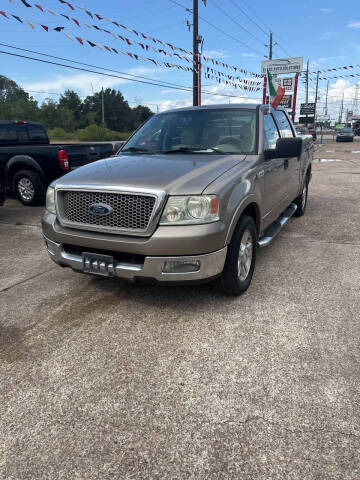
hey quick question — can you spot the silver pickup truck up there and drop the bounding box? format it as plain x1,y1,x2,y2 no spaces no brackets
42,104,313,295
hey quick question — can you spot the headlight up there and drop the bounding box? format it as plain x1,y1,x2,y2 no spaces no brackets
46,186,56,214
160,195,219,225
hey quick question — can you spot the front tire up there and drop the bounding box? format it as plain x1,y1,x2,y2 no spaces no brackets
13,170,45,206
214,215,257,296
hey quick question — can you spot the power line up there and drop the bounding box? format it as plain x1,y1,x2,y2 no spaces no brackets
229,0,268,36
199,16,265,56
0,48,261,100
211,0,266,47
0,42,192,90
169,0,264,56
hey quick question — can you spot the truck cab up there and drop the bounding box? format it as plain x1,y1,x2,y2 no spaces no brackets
42,104,313,296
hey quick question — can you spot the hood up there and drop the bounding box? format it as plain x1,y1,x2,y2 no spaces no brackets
55,153,246,195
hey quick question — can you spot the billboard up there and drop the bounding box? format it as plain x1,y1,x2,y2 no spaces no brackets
261,57,303,75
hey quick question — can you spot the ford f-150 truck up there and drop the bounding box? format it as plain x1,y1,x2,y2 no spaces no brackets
0,120,114,205
42,104,313,295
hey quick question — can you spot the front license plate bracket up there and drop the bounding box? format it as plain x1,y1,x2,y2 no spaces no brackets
82,252,115,277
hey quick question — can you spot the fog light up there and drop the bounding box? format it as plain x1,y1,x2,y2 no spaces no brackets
163,260,201,273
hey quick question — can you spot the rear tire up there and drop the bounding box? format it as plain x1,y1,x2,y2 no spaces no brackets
214,215,257,296
13,170,45,206
294,177,309,217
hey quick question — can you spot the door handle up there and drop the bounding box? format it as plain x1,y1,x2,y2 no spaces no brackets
284,159,289,169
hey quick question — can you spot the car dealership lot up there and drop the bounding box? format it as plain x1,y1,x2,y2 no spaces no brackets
1,141,360,479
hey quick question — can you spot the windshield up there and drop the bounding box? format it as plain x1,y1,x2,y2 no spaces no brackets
340,128,352,133
122,108,257,155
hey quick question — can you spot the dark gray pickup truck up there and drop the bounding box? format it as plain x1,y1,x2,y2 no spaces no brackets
0,120,114,205
42,104,313,295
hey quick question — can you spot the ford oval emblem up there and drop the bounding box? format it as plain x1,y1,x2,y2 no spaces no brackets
88,203,113,216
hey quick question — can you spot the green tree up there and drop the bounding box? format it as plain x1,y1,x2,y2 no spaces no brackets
83,88,133,131
58,90,83,126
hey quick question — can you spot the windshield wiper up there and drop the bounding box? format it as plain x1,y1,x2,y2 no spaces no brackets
121,146,150,153
163,146,226,154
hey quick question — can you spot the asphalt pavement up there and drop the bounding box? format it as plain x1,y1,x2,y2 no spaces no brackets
0,140,359,479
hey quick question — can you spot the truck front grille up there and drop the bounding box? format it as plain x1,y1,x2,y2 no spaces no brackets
59,190,156,232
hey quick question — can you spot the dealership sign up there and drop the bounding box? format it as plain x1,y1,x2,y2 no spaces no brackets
266,95,293,109
261,57,303,75
274,77,294,91
300,103,316,115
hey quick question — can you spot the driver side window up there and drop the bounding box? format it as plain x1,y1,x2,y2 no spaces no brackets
264,113,280,149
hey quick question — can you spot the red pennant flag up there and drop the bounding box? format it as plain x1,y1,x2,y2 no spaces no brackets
72,18,80,26
104,45,111,52
76,36,83,45
41,24,49,31
127,52,133,58
34,4,43,11
95,14,103,20
0,11,8,18
65,2,75,10
125,38,132,45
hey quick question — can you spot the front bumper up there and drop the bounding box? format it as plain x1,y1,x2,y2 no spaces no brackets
43,235,227,283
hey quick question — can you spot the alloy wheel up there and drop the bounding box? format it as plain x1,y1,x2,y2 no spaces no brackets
238,228,253,282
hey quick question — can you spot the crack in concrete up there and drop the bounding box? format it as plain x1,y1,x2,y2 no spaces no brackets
0,268,56,293
0,222,41,228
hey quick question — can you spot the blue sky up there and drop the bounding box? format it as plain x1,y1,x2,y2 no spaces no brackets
1,0,360,120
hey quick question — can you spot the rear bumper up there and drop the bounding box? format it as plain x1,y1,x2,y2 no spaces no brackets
43,234,227,283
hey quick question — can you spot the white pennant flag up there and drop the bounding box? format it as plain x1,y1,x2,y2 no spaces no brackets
84,23,92,29
26,20,35,29
95,43,102,49
65,33,73,40
47,9,56,15
110,32,118,39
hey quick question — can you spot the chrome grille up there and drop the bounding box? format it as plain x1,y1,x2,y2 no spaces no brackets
60,190,156,231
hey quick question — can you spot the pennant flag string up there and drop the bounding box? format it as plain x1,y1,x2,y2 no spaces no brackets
0,8,263,91
14,0,263,79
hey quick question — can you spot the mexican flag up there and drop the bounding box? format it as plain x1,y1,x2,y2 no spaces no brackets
267,70,285,109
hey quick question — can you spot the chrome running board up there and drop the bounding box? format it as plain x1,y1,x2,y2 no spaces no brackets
258,203,297,248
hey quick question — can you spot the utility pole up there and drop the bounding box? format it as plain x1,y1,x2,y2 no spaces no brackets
101,87,105,126
305,61,309,103
338,92,344,124
269,31,273,60
192,0,199,106
314,70,320,126
324,80,329,116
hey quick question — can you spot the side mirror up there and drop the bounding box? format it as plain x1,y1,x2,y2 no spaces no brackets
264,137,302,160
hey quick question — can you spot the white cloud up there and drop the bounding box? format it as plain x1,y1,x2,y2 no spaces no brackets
202,49,228,59
148,83,262,113
240,53,256,58
320,8,332,13
347,21,360,28
21,67,160,97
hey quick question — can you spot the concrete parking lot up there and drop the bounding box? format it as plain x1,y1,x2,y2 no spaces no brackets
1,141,359,479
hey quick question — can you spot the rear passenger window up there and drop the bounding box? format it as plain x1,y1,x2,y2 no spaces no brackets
28,124,48,142
15,126,30,142
264,114,280,149
0,124,17,142
273,110,294,138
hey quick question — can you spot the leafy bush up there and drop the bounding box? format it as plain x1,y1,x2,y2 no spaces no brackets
48,127,70,141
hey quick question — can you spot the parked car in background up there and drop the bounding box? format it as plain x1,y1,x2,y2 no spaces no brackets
308,127,317,140
336,127,354,142
42,104,313,296
0,120,114,205
0,161,5,206
295,125,307,135
295,125,316,140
